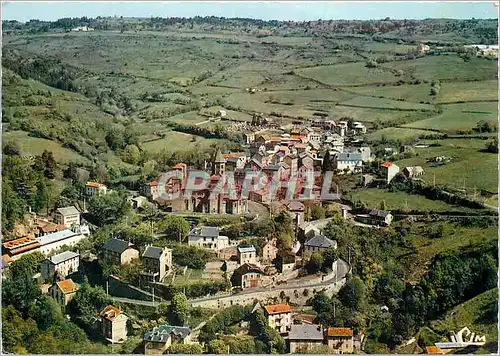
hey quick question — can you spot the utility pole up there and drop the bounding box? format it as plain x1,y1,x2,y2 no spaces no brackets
106,280,109,295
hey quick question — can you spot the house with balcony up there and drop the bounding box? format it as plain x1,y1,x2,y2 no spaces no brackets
264,303,292,334
141,246,172,283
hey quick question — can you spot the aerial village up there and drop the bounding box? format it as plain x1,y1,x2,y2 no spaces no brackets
0,113,434,354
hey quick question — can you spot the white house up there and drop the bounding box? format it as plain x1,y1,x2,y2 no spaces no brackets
36,228,87,256
53,206,80,228
41,251,80,282
333,152,362,173
237,245,257,265
187,226,229,251
85,182,107,197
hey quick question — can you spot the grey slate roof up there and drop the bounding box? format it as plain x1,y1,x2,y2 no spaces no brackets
335,152,362,162
238,246,256,254
143,325,191,343
47,251,80,265
189,226,219,238
288,324,324,340
142,246,169,259
304,234,337,249
103,238,133,254
56,206,80,216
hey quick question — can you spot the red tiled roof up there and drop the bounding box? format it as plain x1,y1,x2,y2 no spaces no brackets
86,181,105,188
264,304,291,315
380,162,392,168
223,152,245,159
172,163,186,169
425,346,444,354
148,181,159,187
327,327,353,337
100,305,121,321
56,279,79,294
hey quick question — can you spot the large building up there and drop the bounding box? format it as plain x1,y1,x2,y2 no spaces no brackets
2,236,41,261
53,206,81,228
263,304,292,334
36,228,87,256
40,251,80,282
187,226,229,251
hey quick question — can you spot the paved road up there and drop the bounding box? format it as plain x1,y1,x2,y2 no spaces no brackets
189,258,350,305
111,296,163,307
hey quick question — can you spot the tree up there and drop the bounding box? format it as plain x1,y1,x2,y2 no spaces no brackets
379,200,387,210
485,138,499,153
170,293,189,325
207,339,228,354
88,190,131,226
306,252,324,274
67,279,113,327
27,296,65,331
122,144,141,164
167,343,203,354
2,273,42,315
33,150,58,179
310,205,325,220
9,251,45,278
30,333,58,354
339,276,366,312
3,141,21,156
2,305,39,352
160,215,190,242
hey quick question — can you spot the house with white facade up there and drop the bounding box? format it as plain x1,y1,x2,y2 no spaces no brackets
187,226,229,251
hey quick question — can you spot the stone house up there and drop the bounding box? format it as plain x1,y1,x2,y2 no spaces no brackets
288,324,324,353
261,239,278,264
403,166,424,179
231,263,263,289
237,245,257,265
303,234,337,258
141,246,172,283
263,303,292,334
95,305,129,344
333,153,362,173
41,250,80,282
326,327,354,354
368,209,393,226
287,201,306,227
276,251,297,274
101,238,140,266
53,206,80,228
49,278,79,307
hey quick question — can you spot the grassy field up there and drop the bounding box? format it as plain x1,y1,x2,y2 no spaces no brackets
339,95,435,111
349,83,436,104
403,102,498,133
349,188,477,213
436,80,498,103
295,62,397,86
393,138,498,193
431,288,498,345
390,55,498,81
367,127,431,141
3,130,90,165
141,131,217,153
